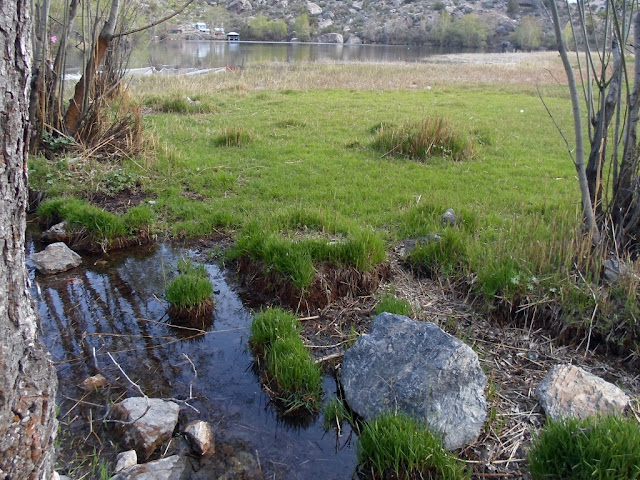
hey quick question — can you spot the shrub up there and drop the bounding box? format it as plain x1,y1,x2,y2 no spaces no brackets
511,16,542,50
371,117,475,162
529,415,640,480
356,412,469,479
165,259,214,318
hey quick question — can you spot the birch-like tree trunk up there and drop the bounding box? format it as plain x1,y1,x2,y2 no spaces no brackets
0,0,58,477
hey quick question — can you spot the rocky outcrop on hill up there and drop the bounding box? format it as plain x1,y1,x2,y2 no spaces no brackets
151,0,592,48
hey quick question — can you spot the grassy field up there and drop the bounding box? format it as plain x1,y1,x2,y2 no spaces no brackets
30,52,639,354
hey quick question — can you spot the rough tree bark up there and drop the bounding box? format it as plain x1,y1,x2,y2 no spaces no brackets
64,0,121,135
0,0,58,478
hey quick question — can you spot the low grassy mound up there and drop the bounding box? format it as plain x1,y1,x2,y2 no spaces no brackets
37,197,154,252
528,415,640,480
250,307,323,415
231,220,388,310
371,117,475,162
356,412,469,480
165,259,214,324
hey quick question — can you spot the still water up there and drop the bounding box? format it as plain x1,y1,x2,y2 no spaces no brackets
64,39,465,72
27,239,356,479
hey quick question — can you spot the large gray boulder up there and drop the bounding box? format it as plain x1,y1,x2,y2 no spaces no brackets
30,241,82,274
109,397,180,460
307,1,322,15
108,455,190,480
341,313,487,450
317,33,344,44
536,364,631,420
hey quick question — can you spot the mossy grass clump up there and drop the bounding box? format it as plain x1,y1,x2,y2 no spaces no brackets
375,291,412,316
165,259,214,320
371,117,475,162
356,412,469,479
37,197,154,250
232,220,386,290
528,415,640,480
250,307,323,415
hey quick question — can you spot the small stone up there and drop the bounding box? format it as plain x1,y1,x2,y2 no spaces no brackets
441,208,457,227
183,420,214,455
80,374,107,392
108,455,189,480
41,221,69,242
109,397,180,460
30,242,82,274
115,450,137,473
536,364,630,420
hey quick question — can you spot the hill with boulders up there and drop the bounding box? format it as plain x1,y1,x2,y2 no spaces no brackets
141,0,606,49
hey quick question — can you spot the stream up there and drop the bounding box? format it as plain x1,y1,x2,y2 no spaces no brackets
26,237,357,479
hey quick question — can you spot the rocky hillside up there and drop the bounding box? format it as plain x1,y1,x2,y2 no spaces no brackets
143,0,606,48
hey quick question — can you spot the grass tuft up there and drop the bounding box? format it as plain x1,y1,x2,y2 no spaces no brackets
165,259,214,318
528,415,640,480
371,117,475,162
213,127,252,147
356,412,470,479
375,290,412,316
250,307,323,414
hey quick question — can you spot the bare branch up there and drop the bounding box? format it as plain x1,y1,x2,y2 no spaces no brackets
114,0,197,38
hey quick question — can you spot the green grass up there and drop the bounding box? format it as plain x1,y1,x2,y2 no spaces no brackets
356,412,470,479
250,307,323,414
36,197,153,248
528,415,640,480
375,290,412,316
230,219,386,289
29,68,639,352
371,117,475,162
323,397,354,432
165,259,214,312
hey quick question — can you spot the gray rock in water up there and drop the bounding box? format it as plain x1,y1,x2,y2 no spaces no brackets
41,221,70,243
341,313,487,450
536,364,630,420
30,242,82,274
346,35,362,44
183,420,214,456
317,32,344,44
441,208,457,227
109,397,180,460
108,455,190,480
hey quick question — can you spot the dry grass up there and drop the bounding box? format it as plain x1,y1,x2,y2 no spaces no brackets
131,52,568,96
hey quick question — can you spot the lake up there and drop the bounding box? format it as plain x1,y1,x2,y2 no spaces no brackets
64,40,479,72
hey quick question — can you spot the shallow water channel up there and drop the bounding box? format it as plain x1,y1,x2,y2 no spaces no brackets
27,238,357,479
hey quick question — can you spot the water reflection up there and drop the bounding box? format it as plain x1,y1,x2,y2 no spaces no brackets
58,40,461,72
27,239,356,479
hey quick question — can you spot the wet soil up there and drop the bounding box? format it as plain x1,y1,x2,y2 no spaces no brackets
29,230,640,479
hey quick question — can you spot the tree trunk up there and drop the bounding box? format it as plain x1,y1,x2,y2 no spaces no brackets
64,0,120,135
0,1,58,478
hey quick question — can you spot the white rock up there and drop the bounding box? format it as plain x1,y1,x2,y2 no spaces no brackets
536,364,630,420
